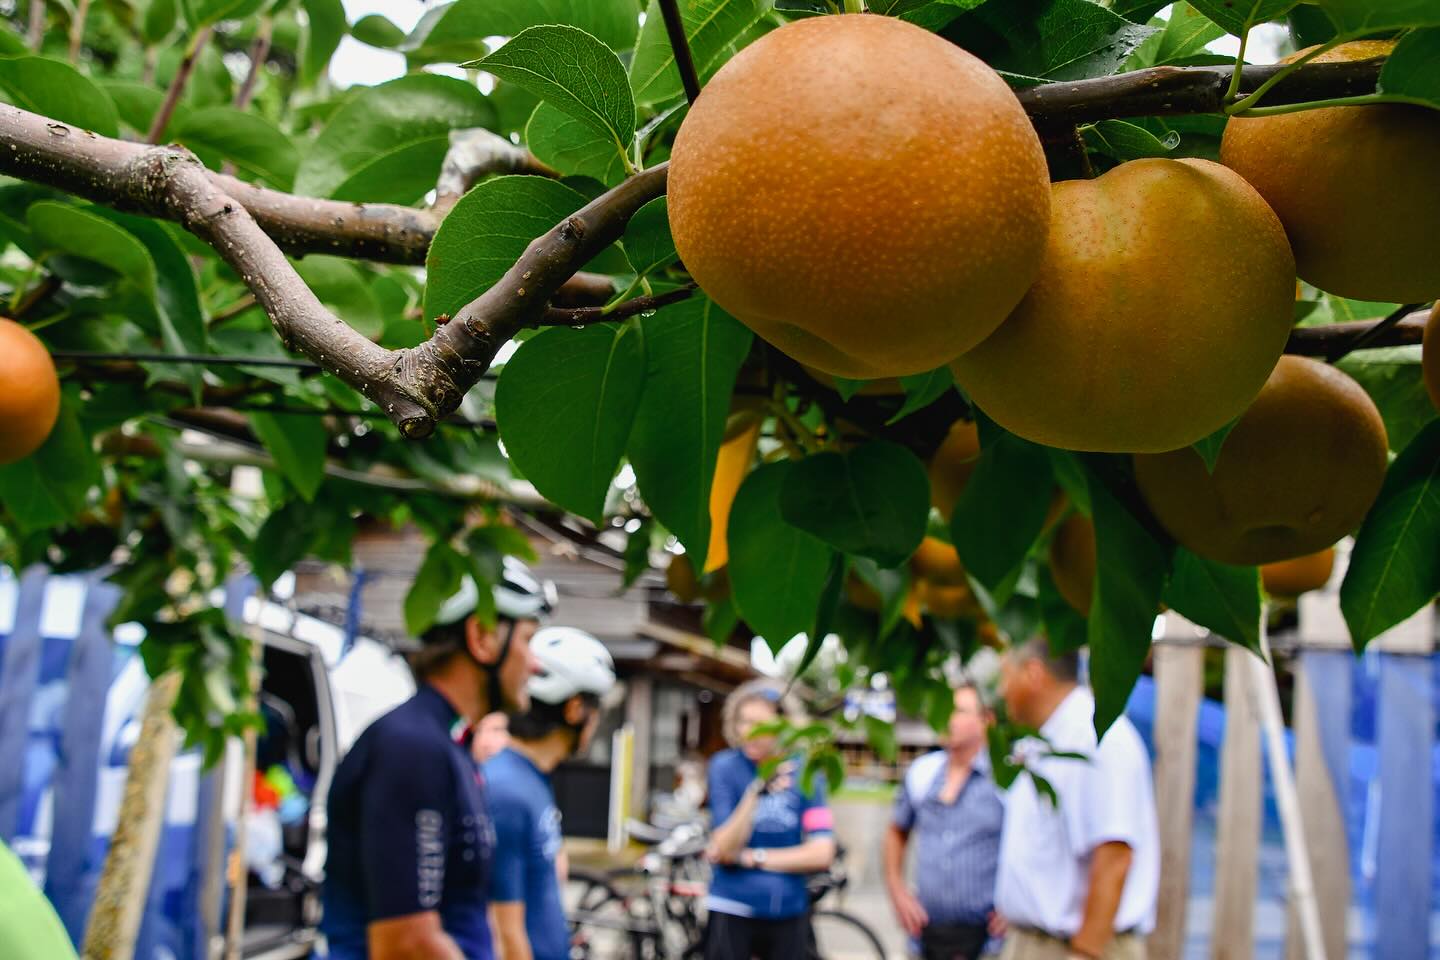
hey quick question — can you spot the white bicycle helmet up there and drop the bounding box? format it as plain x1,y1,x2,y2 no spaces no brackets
528,626,616,705
433,556,557,628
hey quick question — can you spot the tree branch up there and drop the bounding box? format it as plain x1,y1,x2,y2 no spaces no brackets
432,127,558,217
538,284,695,326
1013,58,1383,126
232,17,273,112
147,26,212,144
1285,312,1428,357
658,0,702,104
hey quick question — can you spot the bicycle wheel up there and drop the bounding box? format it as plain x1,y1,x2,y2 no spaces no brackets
569,890,659,960
809,908,888,960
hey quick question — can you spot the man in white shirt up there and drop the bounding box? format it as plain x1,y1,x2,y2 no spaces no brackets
993,638,1159,960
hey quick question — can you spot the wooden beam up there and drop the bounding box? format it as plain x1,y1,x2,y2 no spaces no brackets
1212,644,1262,960
1150,630,1204,959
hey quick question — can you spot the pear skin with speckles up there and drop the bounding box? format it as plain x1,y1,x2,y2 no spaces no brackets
0,318,59,464
951,158,1296,453
1133,357,1388,566
1221,41,1440,303
667,14,1050,380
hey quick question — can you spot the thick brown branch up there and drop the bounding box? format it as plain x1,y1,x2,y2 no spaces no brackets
393,164,670,438
538,284,696,326
432,128,558,217
1014,58,1383,126
1284,313,1428,357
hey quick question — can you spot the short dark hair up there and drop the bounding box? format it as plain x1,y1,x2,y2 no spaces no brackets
508,692,601,742
1012,635,1080,682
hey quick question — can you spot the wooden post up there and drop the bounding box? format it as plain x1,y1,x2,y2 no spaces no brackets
1212,644,1261,960
1150,624,1204,960
625,674,654,820
80,670,182,960
1251,621,1327,960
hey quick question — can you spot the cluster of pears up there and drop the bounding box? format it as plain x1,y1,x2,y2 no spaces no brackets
668,14,1440,596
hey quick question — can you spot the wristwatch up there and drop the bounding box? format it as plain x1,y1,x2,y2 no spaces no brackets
746,848,768,868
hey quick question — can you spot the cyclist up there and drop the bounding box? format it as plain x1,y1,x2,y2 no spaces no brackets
486,627,617,960
322,557,555,960
704,679,837,960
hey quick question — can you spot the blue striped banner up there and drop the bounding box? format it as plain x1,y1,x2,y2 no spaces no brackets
1375,652,1434,959
0,566,52,842
44,573,121,942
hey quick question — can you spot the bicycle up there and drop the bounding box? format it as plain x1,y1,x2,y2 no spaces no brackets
567,819,709,960
568,819,887,960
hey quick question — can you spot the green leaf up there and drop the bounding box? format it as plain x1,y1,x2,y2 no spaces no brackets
1378,27,1440,110
1186,0,1298,36
403,0,642,64
171,107,299,190
779,440,930,568
871,0,986,32
27,202,156,295
1163,548,1262,653
495,323,647,521
100,81,166,137
352,13,407,48
301,0,348,83
1315,0,1440,33
142,0,178,44
294,256,384,340
250,500,320,590
630,0,770,107
183,0,264,28
472,25,636,163
294,74,495,205
1337,347,1434,454
728,461,833,646
0,57,119,138
0,394,99,534
424,175,589,322
525,101,630,186
1087,469,1171,738
887,367,955,425
864,715,899,763
627,295,753,569
944,0,1159,81
1082,120,1180,160
622,197,678,277
830,377,866,401
1340,419,1440,649
951,430,1055,592
249,412,327,501
1129,3,1225,66
87,209,210,393
1036,564,1089,653
1191,416,1240,473
405,541,467,636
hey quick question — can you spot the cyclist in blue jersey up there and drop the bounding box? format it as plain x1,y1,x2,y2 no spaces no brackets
704,679,837,960
485,627,616,960
322,558,555,960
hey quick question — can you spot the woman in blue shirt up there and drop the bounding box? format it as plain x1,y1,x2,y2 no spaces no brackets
704,680,837,959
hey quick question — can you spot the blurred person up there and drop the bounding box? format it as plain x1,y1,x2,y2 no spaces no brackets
993,638,1159,960
321,558,554,960
703,679,837,960
472,711,511,765
486,627,617,960
884,682,1004,960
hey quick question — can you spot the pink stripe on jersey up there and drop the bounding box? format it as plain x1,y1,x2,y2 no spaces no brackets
802,807,834,833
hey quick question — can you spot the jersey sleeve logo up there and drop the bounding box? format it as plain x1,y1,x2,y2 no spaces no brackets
416,809,446,908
